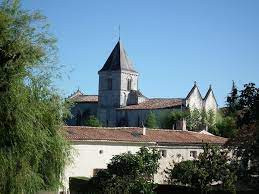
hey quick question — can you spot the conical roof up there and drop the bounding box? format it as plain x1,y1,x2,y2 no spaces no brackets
99,41,137,73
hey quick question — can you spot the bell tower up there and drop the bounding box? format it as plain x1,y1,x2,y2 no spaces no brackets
98,41,139,126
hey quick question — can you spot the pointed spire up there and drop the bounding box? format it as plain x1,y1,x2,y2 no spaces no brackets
99,41,137,73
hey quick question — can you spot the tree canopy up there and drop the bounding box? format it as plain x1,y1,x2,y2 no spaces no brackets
145,111,158,129
165,144,236,193
84,115,102,127
0,1,71,193
88,147,160,193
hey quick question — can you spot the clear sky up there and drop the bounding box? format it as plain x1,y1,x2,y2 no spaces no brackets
22,0,259,107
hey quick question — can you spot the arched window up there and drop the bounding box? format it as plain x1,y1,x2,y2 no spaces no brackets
127,79,132,91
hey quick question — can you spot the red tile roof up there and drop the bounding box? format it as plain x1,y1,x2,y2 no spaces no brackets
118,98,184,110
64,126,227,145
70,95,98,103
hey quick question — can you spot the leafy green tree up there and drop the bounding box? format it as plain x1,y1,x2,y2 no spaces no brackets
0,1,71,193
166,144,237,194
186,108,201,131
84,115,102,127
216,114,237,138
160,110,188,129
145,111,157,128
227,83,259,188
89,147,160,193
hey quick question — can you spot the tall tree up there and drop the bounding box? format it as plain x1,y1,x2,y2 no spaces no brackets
227,83,258,187
145,111,157,129
226,81,239,115
0,1,71,193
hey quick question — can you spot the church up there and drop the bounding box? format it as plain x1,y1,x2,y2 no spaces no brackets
66,40,218,127
57,41,223,193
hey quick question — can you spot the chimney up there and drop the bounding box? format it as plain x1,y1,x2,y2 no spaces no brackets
142,123,146,135
176,119,187,131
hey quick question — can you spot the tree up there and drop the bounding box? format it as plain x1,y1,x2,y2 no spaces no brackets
226,81,239,115
160,110,188,129
145,111,157,128
165,144,236,193
216,115,237,138
84,115,102,127
227,83,259,187
89,147,161,193
0,1,71,193
186,108,202,131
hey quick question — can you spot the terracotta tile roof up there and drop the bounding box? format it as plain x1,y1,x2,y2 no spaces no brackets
118,98,184,110
70,95,98,103
64,126,227,145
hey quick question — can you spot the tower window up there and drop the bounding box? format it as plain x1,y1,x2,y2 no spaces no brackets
107,78,112,90
127,79,132,91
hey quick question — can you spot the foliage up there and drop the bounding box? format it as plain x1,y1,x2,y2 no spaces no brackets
145,111,158,128
0,1,71,193
226,81,239,115
226,83,259,187
160,110,188,129
186,108,217,132
165,144,237,194
216,114,237,138
84,115,102,127
89,147,161,193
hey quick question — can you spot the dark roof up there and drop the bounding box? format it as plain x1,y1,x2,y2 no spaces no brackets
99,41,137,73
129,90,146,98
118,98,184,110
69,94,98,103
65,126,227,145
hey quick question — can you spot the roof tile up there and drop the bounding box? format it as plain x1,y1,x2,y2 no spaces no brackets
64,126,227,145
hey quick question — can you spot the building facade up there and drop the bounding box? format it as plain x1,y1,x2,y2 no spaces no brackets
60,126,226,193
67,41,218,127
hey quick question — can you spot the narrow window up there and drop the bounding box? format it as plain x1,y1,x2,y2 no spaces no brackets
127,79,132,91
107,78,112,90
190,151,198,159
160,150,167,158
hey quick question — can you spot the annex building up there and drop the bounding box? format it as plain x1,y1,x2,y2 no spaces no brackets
67,40,218,127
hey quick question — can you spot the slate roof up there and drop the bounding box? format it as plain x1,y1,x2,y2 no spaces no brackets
64,126,227,145
99,41,137,73
118,98,184,110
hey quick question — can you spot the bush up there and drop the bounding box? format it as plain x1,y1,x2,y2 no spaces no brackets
84,115,102,127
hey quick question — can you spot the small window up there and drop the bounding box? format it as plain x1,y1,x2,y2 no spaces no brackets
190,151,198,159
127,79,132,91
99,149,103,154
107,78,112,90
160,150,167,158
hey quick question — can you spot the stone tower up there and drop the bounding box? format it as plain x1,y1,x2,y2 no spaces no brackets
98,41,139,126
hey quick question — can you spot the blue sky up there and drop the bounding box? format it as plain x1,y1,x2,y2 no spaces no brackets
22,0,259,107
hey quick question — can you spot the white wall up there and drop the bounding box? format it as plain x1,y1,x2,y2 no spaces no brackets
204,91,217,112
186,87,203,110
62,141,204,191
